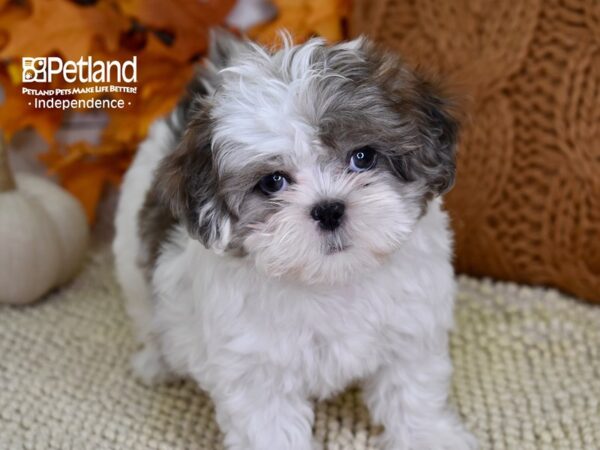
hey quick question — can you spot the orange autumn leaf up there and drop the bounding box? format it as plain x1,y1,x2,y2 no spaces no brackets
61,159,124,223
120,0,235,30
0,71,63,142
103,91,179,145
308,0,348,40
1,0,347,223
63,165,107,223
40,141,132,222
0,0,128,61
102,54,194,143
251,0,349,45
34,53,194,222
0,1,30,50
119,0,236,62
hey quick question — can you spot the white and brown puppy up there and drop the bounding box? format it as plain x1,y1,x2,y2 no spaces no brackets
113,31,477,450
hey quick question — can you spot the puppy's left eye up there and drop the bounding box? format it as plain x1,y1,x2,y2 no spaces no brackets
349,146,377,172
257,172,290,195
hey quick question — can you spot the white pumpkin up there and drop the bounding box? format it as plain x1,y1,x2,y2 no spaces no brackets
0,139,89,304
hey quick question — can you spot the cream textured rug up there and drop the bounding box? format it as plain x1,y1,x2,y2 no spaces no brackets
1,250,599,450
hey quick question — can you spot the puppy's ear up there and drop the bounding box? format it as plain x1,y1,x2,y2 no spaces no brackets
405,75,459,195
366,42,460,195
208,28,251,69
155,103,232,251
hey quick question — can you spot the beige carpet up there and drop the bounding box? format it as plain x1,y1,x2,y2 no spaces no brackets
1,250,599,450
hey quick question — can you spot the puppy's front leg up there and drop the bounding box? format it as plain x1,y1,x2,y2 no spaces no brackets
209,374,316,450
363,351,477,450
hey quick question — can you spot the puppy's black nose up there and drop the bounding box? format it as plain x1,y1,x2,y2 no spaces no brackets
310,201,345,231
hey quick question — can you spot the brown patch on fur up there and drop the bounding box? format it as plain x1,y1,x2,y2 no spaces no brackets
154,99,235,248
137,187,178,279
318,39,460,196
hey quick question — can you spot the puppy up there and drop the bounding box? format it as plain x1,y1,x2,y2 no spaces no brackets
113,30,477,450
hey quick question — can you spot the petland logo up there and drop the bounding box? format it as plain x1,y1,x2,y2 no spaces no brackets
22,56,137,83
21,56,137,110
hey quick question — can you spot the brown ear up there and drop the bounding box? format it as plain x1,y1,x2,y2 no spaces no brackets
208,28,251,69
364,41,460,195
404,75,460,195
155,102,232,249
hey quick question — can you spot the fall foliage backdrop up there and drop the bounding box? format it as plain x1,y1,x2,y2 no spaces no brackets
0,0,347,222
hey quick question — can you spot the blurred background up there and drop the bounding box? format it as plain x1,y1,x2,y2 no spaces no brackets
1,2,600,449
0,0,598,304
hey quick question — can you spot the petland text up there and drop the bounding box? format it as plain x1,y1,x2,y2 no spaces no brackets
22,56,137,83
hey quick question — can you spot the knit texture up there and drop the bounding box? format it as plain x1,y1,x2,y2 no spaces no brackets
350,0,600,302
1,250,599,449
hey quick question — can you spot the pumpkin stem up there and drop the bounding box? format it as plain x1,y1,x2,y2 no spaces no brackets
0,135,16,192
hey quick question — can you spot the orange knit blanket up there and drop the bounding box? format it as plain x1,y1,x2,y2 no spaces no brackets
351,0,600,302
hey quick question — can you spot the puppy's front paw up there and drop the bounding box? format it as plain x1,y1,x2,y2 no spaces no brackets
130,345,174,385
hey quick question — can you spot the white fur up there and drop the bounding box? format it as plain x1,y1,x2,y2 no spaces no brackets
113,39,477,450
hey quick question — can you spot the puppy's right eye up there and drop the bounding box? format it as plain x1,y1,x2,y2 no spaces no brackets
257,172,290,195
349,146,378,172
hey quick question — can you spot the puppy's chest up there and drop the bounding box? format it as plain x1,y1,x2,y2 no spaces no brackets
304,328,382,398
258,296,392,397
156,245,406,394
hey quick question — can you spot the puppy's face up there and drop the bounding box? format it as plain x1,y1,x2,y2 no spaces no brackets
157,34,458,285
